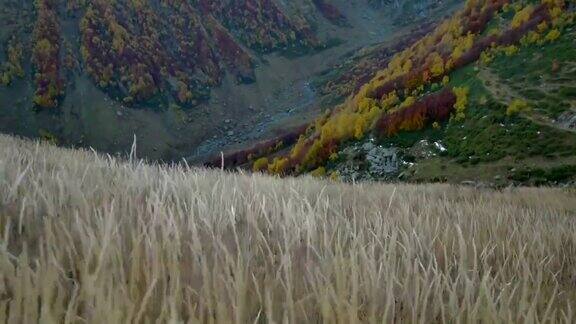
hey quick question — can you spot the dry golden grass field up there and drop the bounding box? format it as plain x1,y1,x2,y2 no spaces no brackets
0,134,575,323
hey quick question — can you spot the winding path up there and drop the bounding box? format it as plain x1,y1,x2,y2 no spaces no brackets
477,66,576,134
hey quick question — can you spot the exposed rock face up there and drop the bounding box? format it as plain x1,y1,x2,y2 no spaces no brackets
367,145,399,175
336,139,400,182
557,111,576,131
409,139,437,159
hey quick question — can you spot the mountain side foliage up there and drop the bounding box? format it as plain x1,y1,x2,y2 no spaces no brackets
250,0,576,183
0,0,323,108
0,0,439,109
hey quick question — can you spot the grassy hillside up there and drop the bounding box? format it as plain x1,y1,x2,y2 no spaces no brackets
1,134,576,322
245,0,576,186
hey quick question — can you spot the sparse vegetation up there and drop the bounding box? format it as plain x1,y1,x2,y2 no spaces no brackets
1,134,576,322
0,37,24,86
507,98,531,116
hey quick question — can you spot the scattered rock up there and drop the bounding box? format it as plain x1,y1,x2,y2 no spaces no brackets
409,140,436,159
556,111,576,130
335,139,399,182
366,146,399,176
362,142,375,151
433,141,447,153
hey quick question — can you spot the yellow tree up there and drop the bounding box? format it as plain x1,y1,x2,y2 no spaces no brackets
428,52,445,77
453,87,469,121
511,5,534,29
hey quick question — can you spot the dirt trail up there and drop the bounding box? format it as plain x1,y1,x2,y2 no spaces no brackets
477,67,517,103
477,66,576,134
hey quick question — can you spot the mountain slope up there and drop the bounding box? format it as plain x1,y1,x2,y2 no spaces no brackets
245,0,576,186
1,133,576,322
0,0,460,161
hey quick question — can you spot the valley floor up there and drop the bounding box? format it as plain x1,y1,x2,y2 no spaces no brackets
0,134,575,322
